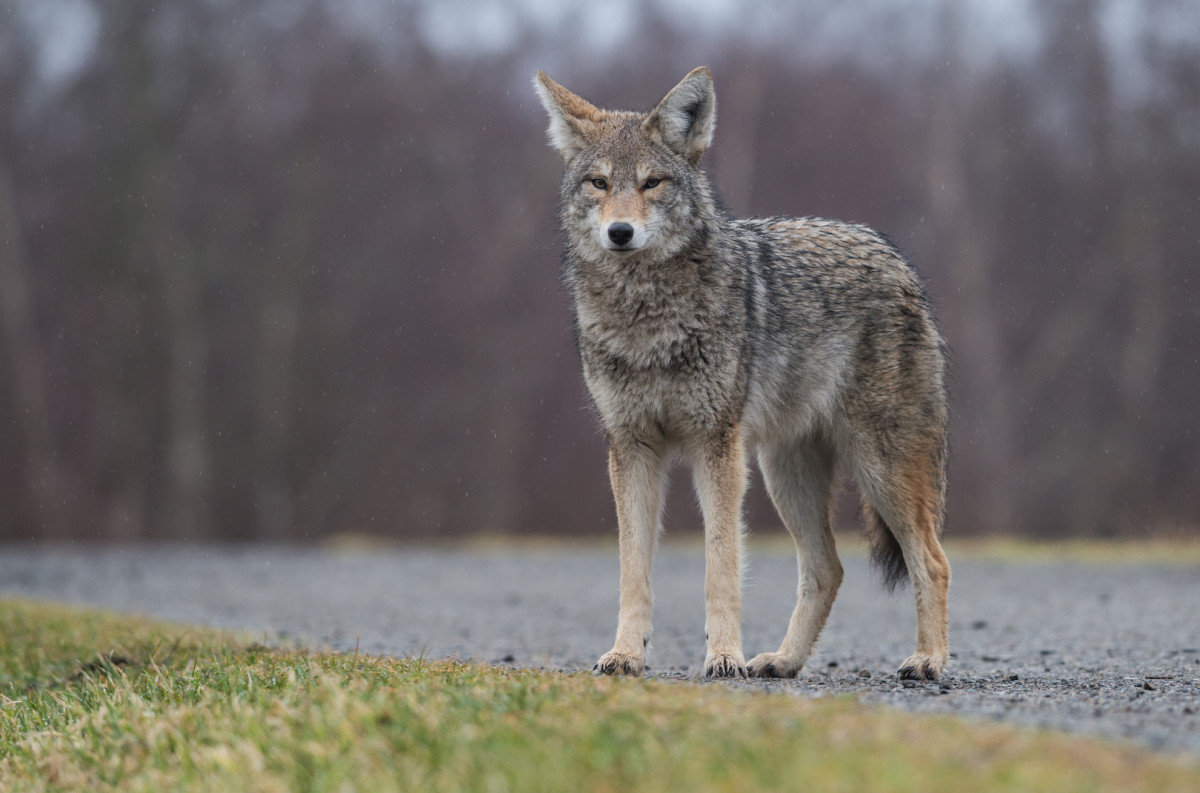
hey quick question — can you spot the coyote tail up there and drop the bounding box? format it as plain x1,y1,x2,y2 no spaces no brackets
863,497,908,592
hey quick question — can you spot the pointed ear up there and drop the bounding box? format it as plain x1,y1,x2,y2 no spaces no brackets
533,71,603,162
645,67,716,164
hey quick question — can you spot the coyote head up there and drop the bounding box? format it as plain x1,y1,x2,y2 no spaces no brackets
534,68,717,262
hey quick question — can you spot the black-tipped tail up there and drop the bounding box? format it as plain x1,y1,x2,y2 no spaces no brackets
863,501,908,592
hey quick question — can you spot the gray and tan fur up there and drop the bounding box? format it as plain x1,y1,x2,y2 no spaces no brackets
534,67,951,680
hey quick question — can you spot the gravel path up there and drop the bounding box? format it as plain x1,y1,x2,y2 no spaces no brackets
2,543,1198,754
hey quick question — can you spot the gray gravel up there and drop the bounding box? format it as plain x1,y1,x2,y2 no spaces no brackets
2,543,1198,754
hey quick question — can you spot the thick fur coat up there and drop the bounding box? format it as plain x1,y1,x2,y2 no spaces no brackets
535,67,951,681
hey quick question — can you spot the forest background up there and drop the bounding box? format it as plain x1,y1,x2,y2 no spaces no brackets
1,0,1196,543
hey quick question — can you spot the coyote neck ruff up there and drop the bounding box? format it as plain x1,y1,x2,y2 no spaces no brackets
569,221,749,440
535,67,952,683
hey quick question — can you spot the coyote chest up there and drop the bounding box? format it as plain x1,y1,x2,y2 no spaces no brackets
573,276,746,437
575,280,712,367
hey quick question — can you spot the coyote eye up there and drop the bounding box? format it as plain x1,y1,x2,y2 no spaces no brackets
643,178,661,189
590,178,608,190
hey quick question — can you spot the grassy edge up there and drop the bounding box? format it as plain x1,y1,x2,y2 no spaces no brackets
2,598,1198,793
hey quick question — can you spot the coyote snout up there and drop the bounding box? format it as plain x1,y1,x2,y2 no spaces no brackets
606,222,635,249
535,67,952,683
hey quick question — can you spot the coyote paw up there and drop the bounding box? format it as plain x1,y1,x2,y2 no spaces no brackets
703,651,747,680
746,651,805,679
898,652,947,681
594,650,644,677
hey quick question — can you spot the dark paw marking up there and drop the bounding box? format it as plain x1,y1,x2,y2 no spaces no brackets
898,662,938,681
705,658,748,680
747,657,800,679
751,664,795,679
595,658,641,677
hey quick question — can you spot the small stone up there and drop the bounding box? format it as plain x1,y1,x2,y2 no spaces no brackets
1143,681,1156,691
502,654,515,663
970,620,988,630
1007,674,1020,681
857,668,872,678
827,660,839,668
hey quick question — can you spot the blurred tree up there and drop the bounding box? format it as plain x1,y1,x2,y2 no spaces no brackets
923,0,1018,534
0,10,67,539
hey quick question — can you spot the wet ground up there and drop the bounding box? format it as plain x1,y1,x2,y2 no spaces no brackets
2,543,1197,754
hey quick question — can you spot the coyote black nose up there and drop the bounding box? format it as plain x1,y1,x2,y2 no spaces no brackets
607,223,635,246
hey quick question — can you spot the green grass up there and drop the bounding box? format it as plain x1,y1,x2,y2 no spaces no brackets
1,600,1197,792
940,535,1200,566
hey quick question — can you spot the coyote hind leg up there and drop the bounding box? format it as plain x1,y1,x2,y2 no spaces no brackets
747,437,842,679
859,451,950,681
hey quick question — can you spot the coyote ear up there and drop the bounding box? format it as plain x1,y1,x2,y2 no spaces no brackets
533,71,603,162
645,67,716,164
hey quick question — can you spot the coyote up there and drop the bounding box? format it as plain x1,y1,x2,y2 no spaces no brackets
534,67,951,681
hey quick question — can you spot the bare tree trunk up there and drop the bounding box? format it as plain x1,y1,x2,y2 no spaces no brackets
1106,193,1167,531
253,165,311,540
254,283,300,540
0,152,67,539
926,2,1017,535
159,238,213,539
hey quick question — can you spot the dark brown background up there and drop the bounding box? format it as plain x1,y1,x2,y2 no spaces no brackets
1,0,1197,542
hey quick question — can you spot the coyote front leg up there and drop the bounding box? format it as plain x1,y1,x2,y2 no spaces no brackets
693,426,748,679
595,438,666,677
